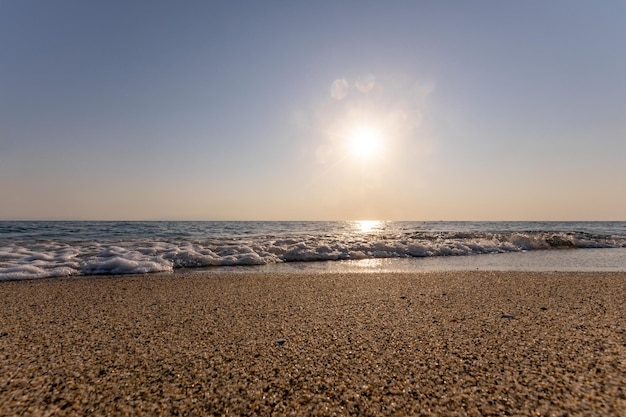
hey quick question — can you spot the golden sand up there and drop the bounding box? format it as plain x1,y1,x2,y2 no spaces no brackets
1,271,625,415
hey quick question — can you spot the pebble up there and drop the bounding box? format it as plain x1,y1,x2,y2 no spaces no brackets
275,338,286,346
501,313,514,319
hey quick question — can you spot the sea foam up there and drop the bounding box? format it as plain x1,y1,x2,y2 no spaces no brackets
1,221,625,280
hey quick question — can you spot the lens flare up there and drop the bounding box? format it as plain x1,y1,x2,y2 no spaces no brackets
331,79,349,100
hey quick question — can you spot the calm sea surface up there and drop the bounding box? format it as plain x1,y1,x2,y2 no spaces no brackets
1,221,625,280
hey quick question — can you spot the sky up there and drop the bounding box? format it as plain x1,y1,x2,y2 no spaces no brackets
1,1,625,221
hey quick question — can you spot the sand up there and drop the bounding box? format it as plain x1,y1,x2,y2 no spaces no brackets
1,271,625,416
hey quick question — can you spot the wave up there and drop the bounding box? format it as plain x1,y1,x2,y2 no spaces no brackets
1,230,625,280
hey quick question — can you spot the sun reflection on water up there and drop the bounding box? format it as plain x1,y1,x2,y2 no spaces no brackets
351,258,384,269
354,220,383,233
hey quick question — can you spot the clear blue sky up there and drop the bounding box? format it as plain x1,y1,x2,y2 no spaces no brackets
1,1,625,220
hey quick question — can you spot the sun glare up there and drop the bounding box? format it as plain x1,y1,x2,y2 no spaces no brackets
348,127,382,159
354,220,382,233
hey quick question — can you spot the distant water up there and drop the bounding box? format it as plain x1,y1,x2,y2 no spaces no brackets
1,221,626,280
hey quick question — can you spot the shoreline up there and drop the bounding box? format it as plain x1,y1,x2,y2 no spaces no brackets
2,271,625,415
3,246,626,282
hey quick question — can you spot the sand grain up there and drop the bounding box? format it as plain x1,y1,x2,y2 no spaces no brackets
1,271,625,415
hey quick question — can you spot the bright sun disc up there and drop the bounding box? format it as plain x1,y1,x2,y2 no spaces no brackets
348,127,381,159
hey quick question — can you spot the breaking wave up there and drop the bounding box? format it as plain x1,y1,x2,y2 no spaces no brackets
2,221,626,280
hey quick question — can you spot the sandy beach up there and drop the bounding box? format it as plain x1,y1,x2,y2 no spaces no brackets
1,271,625,416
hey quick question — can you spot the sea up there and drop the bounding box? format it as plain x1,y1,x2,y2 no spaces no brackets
1,221,626,280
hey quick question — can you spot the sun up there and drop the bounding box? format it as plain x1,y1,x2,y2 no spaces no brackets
347,127,382,159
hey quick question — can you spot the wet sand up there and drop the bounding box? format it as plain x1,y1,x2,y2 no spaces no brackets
1,271,625,416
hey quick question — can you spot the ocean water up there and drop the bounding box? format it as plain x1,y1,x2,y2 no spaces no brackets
1,221,625,280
